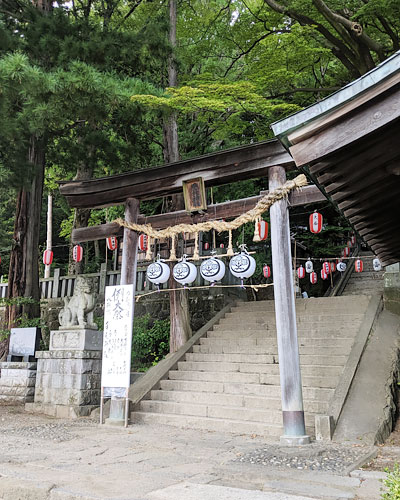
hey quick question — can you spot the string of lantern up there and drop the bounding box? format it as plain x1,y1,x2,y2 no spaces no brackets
34,177,384,293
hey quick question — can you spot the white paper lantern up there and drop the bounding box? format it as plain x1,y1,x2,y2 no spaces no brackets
373,258,382,271
146,258,170,285
229,250,256,279
173,256,197,286
200,256,225,283
337,261,347,272
305,258,313,273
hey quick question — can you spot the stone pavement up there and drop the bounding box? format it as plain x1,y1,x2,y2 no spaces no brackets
0,407,386,500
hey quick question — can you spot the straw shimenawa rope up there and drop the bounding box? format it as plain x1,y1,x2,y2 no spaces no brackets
114,174,307,239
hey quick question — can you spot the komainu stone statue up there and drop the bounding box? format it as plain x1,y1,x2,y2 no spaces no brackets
58,276,98,330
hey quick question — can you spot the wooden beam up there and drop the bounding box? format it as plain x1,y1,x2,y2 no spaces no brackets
71,185,326,243
59,140,295,209
289,87,400,166
269,166,309,444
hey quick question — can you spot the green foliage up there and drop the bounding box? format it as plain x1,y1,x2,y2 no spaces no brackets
131,314,170,371
381,463,400,500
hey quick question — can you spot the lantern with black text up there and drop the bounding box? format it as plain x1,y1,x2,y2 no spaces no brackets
373,258,382,271
323,261,331,275
330,262,336,273
337,261,347,272
305,258,313,274
106,236,118,251
342,246,350,257
146,257,170,285
263,265,271,279
43,249,53,266
173,255,197,286
258,220,269,240
229,248,256,280
297,266,305,279
321,268,328,280
138,234,148,252
310,272,317,284
200,256,225,284
309,211,323,233
355,259,363,273
73,245,83,262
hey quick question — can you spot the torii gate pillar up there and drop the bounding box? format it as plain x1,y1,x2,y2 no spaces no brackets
269,166,310,445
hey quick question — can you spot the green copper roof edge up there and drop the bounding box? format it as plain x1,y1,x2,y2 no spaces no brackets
271,49,400,148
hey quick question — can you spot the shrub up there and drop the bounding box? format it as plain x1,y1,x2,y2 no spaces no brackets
381,463,400,500
131,314,170,371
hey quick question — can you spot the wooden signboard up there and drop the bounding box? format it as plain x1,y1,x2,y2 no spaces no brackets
100,284,134,426
183,177,207,213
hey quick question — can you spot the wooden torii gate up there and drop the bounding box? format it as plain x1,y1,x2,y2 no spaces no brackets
60,139,324,444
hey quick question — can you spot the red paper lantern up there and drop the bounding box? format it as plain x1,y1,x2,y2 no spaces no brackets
342,247,350,257
297,266,305,279
321,269,328,280
73,245,83,263
263,265,271,278
106,236,118,251
309,211,323,233
330,262,336,272
355,259,363,273
204,242,210,250
138,234,148,252
351,235,356,245
310,272,317,284
220,243,224,249
258,220,269,240
323,261,331,275
43,249,53,266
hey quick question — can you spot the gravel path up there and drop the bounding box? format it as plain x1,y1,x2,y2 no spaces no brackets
235,442,372,474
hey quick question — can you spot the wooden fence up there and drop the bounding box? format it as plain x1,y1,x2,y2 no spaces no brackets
0,262,241,300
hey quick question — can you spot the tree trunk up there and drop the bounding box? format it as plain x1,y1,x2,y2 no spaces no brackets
6,135,45,329
164,0,192,352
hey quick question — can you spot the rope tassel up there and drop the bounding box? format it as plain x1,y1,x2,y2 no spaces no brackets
145,237,153,261
170,235,177,261
253,216,261,242
226,230,234,256
193,232,200,260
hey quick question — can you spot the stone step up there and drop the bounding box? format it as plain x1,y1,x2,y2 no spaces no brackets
150,390,330,413
168,370,339,388
223,312,365,322
208,328,358,338
131,410,287,437
232,296,369,310
138,399,319,426
199,337,354,348
345,271,384,280
185,352,348,366
177,361,344,378
159,379,334,400
192,344,351,356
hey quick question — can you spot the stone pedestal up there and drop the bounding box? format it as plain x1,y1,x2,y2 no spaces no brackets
25,329,102,418
0,362,37,404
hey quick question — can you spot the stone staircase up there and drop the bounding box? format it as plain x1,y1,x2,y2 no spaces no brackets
131,295,372,438
342,251,384,296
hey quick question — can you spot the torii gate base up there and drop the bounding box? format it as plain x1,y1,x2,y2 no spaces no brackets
269,166,310,445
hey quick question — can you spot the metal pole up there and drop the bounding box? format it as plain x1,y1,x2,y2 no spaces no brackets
269,166,310,445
